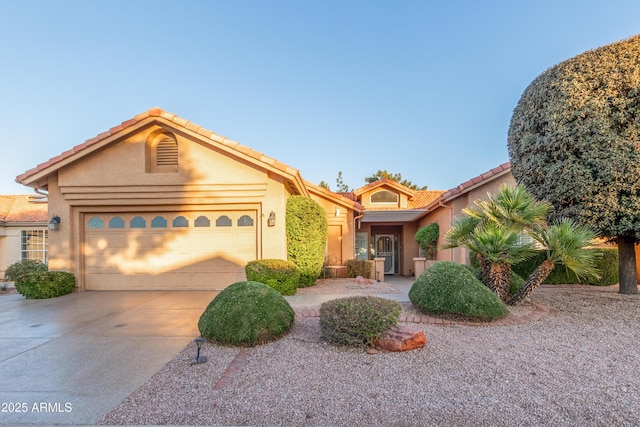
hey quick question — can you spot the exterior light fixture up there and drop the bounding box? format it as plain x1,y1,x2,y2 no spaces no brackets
49,215,61,231
267,211,276,227
193,337,207,364
335,207,341,217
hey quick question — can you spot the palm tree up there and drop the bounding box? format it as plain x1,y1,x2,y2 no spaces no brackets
507,219,601,305
445,184,548,300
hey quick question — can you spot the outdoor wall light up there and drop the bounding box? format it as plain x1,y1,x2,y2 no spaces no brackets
49,215,61,231
335,207,341,217
267,211,276,227
193,337,207,364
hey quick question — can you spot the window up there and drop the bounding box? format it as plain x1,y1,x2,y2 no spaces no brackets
130,216,146,228
151,216,168,228
88,216,104,229
173,216,188,227
21,230,48,264
371,190,398,204
216,215,232,227
109,217,125,228
195,216,210,227
238,215,254,226
355,232,369,260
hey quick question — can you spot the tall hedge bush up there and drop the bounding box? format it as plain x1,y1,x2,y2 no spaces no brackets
286,195,328,287
512,248,618,286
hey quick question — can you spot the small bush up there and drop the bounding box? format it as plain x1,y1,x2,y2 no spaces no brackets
14,271,75,299
346,259,373,278
245,259,300,296
198,281,295,347
409,261,508,322
4,259,47,283
415,223,439,259
319,296,402,347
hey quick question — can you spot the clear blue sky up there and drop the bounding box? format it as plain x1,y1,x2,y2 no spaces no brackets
1,1,638,195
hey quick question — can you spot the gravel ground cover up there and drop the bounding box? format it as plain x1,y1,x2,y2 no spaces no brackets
99,282,640,427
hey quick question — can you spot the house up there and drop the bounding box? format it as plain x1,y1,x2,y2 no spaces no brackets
0,195,49,276
15,108,516,291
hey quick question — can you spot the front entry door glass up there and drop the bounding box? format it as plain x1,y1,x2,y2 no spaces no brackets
375,234,395,274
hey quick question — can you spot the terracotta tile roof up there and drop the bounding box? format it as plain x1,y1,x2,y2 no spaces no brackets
353,178,416,197
304,180,364,212
408,190,447,209
0,195,48,223
16,108,307,195
424,161,512,211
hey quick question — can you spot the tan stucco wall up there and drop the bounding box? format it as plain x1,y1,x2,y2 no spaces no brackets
419,172,516,266
46,124,294,289
308,193,355,265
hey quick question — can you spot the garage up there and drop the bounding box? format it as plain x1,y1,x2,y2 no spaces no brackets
83,210,257,290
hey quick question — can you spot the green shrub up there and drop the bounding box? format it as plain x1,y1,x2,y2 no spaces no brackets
513,248,618,286
14,271,75,299
245,259,300,296
346,259,373,278
409,261,508,321
286,196,328,287
415,223,439,259
198,281,295,347
4,259,47,283
319,296,402,347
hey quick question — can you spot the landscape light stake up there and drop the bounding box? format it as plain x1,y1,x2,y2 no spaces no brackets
194,337,207,364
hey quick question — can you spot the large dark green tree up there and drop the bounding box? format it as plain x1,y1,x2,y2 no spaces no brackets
508,35,640,294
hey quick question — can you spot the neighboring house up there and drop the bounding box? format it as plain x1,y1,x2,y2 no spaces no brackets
15,107,515,291
0,195,49,277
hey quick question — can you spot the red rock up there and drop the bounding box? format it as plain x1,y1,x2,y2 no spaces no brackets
375,326,426,352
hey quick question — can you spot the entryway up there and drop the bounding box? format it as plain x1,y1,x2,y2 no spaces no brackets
375,234,396,274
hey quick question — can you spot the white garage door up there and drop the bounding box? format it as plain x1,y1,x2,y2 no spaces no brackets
84,211,257,290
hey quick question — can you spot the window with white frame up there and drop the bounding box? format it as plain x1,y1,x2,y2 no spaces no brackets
355,232,369,260
21,229,48,264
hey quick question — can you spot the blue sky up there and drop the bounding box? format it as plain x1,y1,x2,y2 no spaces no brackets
1,1,639,195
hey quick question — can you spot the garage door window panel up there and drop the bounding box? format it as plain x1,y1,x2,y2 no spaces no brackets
173,216,189,227
109,217,125,228
131,216,146,228
88,217,104,229
151,216,167,228
216,215,232,227
195,216,210,227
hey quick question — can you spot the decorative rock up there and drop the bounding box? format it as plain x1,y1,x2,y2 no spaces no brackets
354,276,373,285
375,326,426,352
367,348,379,355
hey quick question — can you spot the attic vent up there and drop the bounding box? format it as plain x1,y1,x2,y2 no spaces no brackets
156,137,178,167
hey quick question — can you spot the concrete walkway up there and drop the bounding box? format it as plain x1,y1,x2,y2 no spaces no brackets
0,278,414,426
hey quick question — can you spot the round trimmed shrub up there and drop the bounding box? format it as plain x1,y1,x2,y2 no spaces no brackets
14,271,75,299
409,261,508,321
319,296,402,347
245,259,300,295
198,281,295,346
4,259,47,283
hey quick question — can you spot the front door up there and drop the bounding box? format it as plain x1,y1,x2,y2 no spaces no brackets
375,234,395,274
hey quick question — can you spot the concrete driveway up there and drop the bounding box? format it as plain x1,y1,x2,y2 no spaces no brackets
0,289,218,425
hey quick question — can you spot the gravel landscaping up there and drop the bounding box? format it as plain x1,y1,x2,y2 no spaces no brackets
99,281,640,427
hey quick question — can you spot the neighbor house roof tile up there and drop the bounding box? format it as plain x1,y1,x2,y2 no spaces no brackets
0,195,48,223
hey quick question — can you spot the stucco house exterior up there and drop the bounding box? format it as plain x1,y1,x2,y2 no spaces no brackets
15,108,517,291
0,195,49,276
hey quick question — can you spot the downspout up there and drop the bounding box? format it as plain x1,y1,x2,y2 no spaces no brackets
353,213,365,261
438,201,454,261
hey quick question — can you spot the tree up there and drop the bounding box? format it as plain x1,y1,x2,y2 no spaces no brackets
335,171,349,192
318,180,330,190
508,35,640,294
365,170,427,190
446,185,600,304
